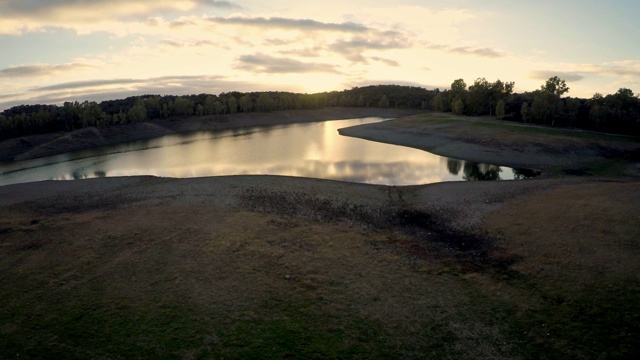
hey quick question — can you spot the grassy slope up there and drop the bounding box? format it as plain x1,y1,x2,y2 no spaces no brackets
383,112,640,177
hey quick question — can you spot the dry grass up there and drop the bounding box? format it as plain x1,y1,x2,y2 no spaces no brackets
1,175,638,359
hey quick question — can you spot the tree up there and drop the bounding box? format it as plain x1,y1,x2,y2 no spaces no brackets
144,96,161,119
213,100,224,114
239,94,252,112
127,99,147,123
378,95,389,108
453,98,464,114
467,78,514,115
521,101,530,123
256,93,274,112
173,97,194,116
227,96,238,114
432,93,445,112
450,79,467,110
496,99,505,120
489,80,514,116
467,78,490,115
541,76,569,96
203,95,217,115
616,88,634,97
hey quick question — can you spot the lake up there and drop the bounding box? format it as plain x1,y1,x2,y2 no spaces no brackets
0,117,535,186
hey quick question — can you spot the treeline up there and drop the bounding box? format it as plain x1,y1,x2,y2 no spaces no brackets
1,80,639,140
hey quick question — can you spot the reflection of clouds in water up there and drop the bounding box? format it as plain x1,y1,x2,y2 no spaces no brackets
105,159,461,186
0,117,533,186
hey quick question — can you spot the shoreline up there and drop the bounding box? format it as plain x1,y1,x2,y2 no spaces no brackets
339,113,640,177
1,117,638,358
0,107,423,163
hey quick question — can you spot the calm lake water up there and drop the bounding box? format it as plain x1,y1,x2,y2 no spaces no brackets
0,117,534,186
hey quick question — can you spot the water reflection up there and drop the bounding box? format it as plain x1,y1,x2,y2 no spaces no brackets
0,117,537,186
445,158,539,181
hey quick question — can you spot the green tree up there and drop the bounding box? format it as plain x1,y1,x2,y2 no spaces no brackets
173,97,194,117
378,95,389,108
450,79,467,110
256,93,274,112
616,88,634,97
541,76,569,96
467,78,490,115
432,93,445,112
144,97,161,119
203,95,217,115
127,99,147,123
227,96,238,114
239,94,252,113
213,101,224,114
521,102,530,123
453,98,464,114
496,99,505,120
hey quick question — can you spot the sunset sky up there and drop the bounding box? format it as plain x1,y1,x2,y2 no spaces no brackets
1,0,639,110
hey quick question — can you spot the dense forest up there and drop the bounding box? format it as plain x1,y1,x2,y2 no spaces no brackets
1,76,639,140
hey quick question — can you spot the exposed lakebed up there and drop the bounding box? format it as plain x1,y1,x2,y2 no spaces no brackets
0,117,536,186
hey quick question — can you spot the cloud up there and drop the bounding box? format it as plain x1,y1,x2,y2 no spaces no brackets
0,0,236,16
207,16,369,33
1,74,287,111
588,60,640,78
425,43,505,58
169,19,197,28
370,57,399,67
160,39,185,48
33,79,143,92
0,0,239,32
347,79,434,89
159,39,217,48
329,32,409,63
199,0,238,9
235,54,340,74
530,61,640,83
448,46,504,58
529,70,585,82
0,63,92,78
279,47,324,58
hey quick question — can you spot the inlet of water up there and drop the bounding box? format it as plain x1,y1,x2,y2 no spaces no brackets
0,117,538,186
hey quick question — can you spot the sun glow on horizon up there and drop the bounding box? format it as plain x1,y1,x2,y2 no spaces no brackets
0,0,638,110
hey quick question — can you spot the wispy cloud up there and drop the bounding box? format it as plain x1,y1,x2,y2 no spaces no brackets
329,32,409,63
32,78,142,92
207,16,369,33
426,43,505,58
0,0,239,33
370,57,399,67
531,60,640,83
586,60,640,78
0,0,237,17
236,53,340,74
1,74,281,111
160,39,217,48
0,63,92,78
529,70,585,82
